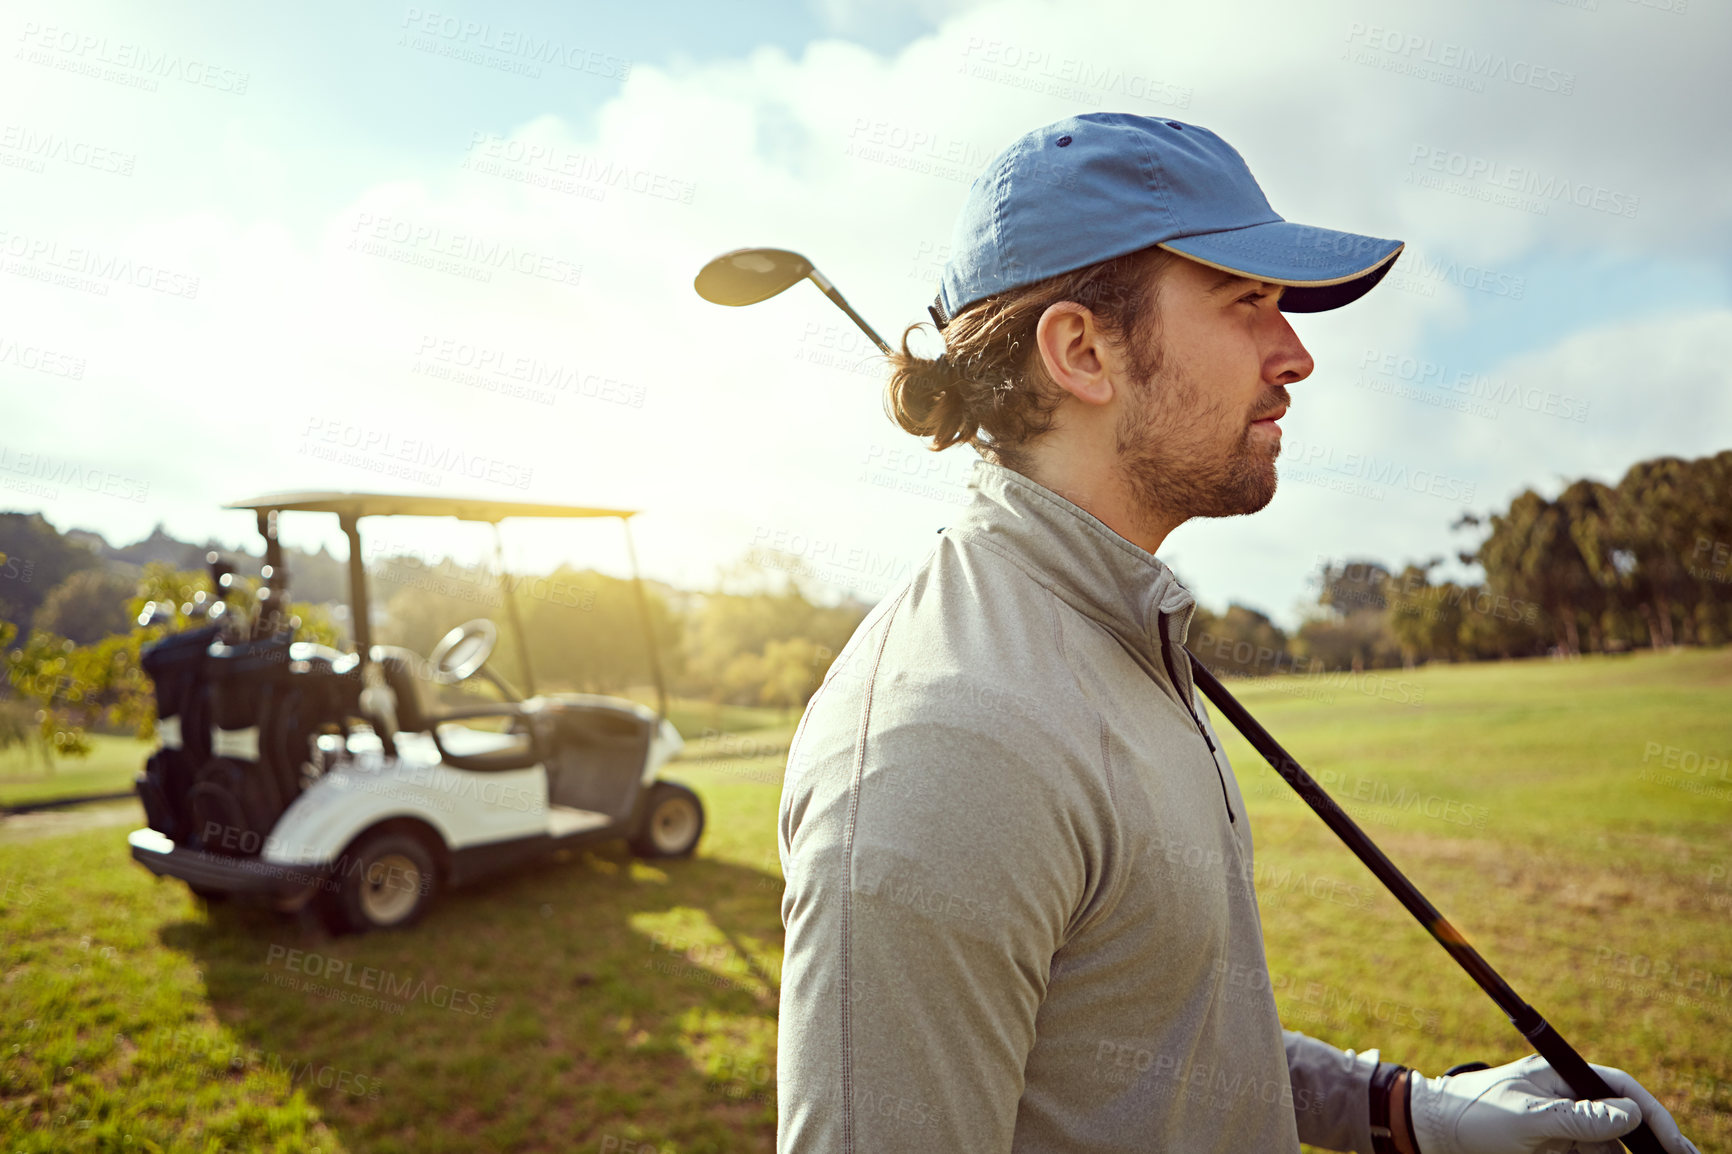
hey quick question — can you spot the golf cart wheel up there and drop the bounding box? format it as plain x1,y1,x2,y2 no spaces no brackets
325,828,439,934
630,783,704,859
187,883,230,904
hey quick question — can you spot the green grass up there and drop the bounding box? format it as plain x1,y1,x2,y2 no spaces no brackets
0,734,152,808
656,699,797,744
1,651,1728,1151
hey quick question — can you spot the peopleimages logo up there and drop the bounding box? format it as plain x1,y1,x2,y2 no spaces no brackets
0,125,136,175
1279,437,1477,504
346,212,583,288
1343,23,1576,95
412,335,646,408
15,21,250,94
265,945,497,1017
0,445,149,502
299,419,534,490
1387,249,1526,301
1357,348,1590,424
463,132,694,205
1406,146,1640,219
844,118,1000,185
0,334,86,379
958,37,1193,109
0,227,200,298
398,8,632,80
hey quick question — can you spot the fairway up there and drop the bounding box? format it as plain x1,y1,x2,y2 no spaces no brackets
0,735,158,809
1,650,1728,1152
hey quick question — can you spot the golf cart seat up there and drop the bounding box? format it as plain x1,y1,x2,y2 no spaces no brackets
373,646,540,773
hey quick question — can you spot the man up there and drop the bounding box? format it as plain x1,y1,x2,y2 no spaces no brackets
775,113,1696,1154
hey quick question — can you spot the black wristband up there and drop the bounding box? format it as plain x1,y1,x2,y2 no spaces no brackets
1401,1069,1421,1154
1369,1061,1410,1154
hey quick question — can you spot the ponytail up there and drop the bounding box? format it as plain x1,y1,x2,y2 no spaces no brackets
880,245,1174,460
884,347,982,451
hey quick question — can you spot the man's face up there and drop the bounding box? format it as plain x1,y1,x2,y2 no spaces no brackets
1111,254,1314,528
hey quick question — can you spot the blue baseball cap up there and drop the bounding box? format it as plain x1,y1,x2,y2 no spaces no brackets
931,113,1404,329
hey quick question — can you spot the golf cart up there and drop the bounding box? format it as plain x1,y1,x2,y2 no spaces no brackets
127,492,700,934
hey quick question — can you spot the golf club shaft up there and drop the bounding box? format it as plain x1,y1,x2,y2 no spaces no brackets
1186,653,1665,1154
807,269,891,354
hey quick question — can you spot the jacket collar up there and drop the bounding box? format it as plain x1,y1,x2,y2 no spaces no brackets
944,459,1199,688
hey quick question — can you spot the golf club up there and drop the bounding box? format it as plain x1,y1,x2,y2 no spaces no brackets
1188,660,1665,1154
694,247,891,354
695,245,1674,1154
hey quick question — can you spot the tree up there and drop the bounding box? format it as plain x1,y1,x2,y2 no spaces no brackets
1383,562,1468,667
1189,602,1292,677
677,573,865,705
1554,478,1623,654
0,562,339,768
1473,490,1600,656
1611,454,1732,649
1682,451,1732,645
1454,582,1544,661
32,568,137,644
0,513,102,627
1300,559,1401,672
2,622,91,764
376,559,686,699
757,637,830,714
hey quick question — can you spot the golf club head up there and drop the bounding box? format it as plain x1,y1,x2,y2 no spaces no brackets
694,247,814,306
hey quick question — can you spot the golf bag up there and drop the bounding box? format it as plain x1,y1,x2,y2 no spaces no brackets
268,642,363,809
138,623,365,856
185,631,297,856
135,624,221,843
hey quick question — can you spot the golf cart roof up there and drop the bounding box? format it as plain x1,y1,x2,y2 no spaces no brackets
225,491,637,522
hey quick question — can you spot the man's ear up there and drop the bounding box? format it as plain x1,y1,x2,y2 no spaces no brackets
1035,302,1115,407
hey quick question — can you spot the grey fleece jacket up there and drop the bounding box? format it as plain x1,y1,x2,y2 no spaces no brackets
777,459,1385,1153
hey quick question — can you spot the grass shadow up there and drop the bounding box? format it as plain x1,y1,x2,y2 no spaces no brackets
160,841,785,1154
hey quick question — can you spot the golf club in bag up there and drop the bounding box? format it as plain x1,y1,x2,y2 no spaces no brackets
694,245,1672,1154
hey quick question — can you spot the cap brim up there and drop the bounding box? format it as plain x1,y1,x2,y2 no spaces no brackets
1158,222,1404,313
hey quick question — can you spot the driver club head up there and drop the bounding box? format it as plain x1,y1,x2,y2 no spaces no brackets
694,247,814,306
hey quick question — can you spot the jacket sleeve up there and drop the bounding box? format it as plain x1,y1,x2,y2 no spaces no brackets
777,667,1104,1154
1283,1028,1381,1153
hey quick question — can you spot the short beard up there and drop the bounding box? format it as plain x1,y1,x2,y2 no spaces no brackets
1112,355,1280,539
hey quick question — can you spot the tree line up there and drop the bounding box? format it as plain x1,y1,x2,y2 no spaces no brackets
3,449,1727,762
0,512,867,762
1194,450,1731,677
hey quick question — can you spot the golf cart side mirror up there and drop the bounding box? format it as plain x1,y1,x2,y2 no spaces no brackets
429,619,499,684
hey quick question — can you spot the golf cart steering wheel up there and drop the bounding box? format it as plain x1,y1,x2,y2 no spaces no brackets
429,619,498,684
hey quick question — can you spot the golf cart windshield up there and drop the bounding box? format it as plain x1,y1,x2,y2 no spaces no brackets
223,490,665,721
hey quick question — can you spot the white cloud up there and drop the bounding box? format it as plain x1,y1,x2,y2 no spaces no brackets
3,0,1726,628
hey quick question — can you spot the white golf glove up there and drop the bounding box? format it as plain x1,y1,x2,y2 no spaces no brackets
1408,1053,1699,1154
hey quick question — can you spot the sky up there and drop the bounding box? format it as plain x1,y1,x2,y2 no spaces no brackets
3,0,1728,631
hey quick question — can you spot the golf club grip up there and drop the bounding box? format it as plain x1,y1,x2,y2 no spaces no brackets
1184,653,1670,1154
1523,1020,1668,1153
